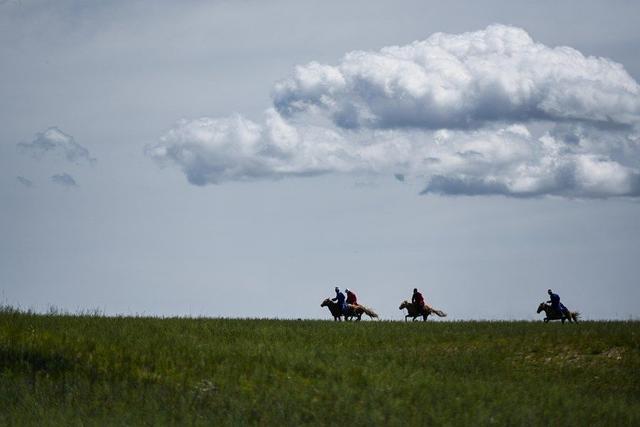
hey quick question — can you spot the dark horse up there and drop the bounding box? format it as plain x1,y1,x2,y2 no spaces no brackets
321,298,378,321
537,302,579,323
399,300,447,321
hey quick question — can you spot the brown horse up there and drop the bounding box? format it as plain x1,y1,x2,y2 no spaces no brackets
537,302,579,323
399,300,447,321
321,298,378,321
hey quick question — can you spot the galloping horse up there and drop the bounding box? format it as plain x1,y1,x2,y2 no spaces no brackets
399,300,447,321
321,298,378,321
537,302,579,323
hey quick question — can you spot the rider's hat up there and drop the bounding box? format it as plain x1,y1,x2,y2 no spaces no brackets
413,288,418,292
547,289,552,293
335,286,339,291
345,288,349,293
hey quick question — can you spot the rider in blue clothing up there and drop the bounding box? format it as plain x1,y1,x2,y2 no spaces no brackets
547,289,569,318
332,286,348,314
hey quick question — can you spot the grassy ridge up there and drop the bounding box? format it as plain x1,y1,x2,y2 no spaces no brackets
1,308,639,426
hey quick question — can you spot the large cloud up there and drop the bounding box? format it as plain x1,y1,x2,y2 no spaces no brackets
419,125,640,198
148,25,640,198
147,109,395,185
149,112,640,197
273,24,640,130
18,127,96,165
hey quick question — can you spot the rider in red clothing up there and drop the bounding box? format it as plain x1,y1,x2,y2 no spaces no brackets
345,289,358,306
412,288,426,314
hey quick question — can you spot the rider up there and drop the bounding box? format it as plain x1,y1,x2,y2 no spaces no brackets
332,286,348,315
547,289,569,318
345,288,358,306
412,288,426,314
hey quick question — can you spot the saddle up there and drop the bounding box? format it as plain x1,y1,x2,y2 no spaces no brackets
551,304,569,318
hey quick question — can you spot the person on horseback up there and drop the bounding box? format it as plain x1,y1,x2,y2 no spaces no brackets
332,286,348,315
547,289,569,318
412,288,426,314
345,288,358,306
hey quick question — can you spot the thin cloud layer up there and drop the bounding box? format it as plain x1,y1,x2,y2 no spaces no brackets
18,127,96,165
148,25,640,198
16,176,34,188
51,173,78,187
273,24,640,130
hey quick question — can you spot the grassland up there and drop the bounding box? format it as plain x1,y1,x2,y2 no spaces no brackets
1,307,638,426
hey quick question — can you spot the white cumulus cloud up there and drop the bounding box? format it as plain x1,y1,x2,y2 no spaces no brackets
147,109,402,185
273,24,640,129
419,125,640,198
148,25,640,198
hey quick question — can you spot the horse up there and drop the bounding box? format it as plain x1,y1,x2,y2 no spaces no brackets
399,300,447,321
537,302,579,323
345,303,378,321
321,298,378,321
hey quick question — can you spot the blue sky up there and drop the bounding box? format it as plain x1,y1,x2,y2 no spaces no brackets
1,0,639,319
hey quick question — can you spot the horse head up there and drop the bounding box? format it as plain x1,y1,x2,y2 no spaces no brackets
536,302,546,313
399,300,410,310
321,298,332,307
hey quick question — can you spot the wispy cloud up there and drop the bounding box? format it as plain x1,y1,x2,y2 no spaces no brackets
50,173,78,187
18,127,96,165
16,176,34,188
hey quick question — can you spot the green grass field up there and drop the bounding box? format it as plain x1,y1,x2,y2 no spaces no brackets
1,307,638,426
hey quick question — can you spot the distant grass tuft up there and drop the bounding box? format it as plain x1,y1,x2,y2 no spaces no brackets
1,308,638,425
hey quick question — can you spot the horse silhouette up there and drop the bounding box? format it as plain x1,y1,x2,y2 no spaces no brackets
537,302,579,323
321,298,378,321
399,300,447,321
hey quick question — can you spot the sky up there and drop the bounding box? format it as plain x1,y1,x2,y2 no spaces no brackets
1,0,639,320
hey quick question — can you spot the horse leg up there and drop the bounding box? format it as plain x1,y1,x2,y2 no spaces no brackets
544,318,549,323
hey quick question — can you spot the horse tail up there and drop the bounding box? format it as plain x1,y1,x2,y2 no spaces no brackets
573,311,580,322
432,309,447,317
360,306,378,319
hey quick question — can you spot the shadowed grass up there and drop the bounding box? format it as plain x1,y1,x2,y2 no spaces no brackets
1,307,638,425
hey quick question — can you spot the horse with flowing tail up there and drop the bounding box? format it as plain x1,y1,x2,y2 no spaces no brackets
345,304,378,321
399,300,447,321
321,298,378,321
537,302,579,323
